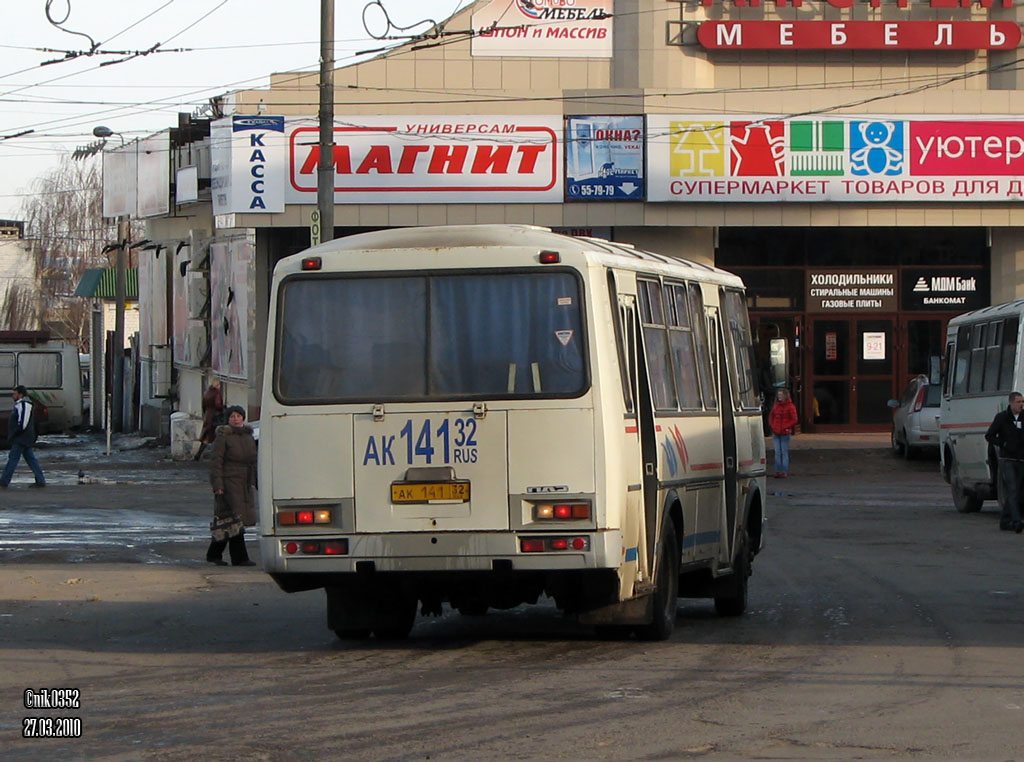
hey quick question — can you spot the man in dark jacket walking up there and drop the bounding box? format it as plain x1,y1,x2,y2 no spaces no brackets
985,391,1024,533
0,385,46,488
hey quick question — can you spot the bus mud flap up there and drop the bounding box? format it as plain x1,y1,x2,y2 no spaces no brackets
578,594,652,626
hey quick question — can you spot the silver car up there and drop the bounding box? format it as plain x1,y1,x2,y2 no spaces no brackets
889,374,941,459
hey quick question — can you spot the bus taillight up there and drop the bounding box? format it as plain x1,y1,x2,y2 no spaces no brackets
301,256,322,271
520,536,590,552
277,509,332,526
533,502,591,521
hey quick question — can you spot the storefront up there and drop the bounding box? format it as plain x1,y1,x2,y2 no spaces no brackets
721,228,990,431
119,0,1024,437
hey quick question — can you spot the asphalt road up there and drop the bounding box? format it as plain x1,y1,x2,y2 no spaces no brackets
3,443,1024,760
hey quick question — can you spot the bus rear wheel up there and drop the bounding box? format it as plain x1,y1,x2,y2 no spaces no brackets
636,521,679,642
714,530,750,617
951,458,983,513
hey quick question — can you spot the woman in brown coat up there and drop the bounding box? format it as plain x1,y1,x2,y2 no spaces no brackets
206,405,257,566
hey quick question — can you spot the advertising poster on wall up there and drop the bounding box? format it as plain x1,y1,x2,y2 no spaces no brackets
470,0,613,58
565,115,644,201
648,115,1024,202
172,246,192,365
286,116,563,204
210,236,253,379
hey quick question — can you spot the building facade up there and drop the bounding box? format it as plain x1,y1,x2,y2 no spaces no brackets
123,0,1024,436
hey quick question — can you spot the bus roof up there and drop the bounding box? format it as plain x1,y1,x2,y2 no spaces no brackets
947,298,1024,327
295,225,745,288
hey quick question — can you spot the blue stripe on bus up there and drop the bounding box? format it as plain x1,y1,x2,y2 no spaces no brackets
682,531,721,549
625,547,638,562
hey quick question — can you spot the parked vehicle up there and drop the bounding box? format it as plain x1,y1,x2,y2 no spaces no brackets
940,300,1023,513
888,374,941,459
0,332,84,441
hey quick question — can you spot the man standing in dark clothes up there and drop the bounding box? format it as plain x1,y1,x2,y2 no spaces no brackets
985,391,1024,533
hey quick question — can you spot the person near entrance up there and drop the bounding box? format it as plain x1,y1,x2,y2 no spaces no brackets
769,388,799,478
0,385,46,488
985,391,1024,533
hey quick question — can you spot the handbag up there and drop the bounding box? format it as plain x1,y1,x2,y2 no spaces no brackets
210,513,243,542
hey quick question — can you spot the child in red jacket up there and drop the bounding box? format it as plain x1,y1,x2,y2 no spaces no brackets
769,388,798,478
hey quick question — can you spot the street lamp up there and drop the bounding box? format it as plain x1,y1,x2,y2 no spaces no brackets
94,124,128,435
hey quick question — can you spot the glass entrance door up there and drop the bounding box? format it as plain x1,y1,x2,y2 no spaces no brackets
810,317,895,429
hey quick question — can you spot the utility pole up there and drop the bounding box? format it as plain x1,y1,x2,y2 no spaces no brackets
318,0,335,244
112,214,129,433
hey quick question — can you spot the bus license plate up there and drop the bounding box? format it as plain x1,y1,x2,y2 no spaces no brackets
391,482,470,504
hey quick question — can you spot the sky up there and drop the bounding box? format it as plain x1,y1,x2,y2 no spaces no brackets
0,0,472,220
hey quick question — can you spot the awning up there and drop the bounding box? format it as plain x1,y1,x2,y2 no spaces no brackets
73,268,138,300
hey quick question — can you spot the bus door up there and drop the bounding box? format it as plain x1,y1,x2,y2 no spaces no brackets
711,307,738,562
631,300,661,582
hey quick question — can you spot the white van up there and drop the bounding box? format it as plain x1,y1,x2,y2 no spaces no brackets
940,300,1024,512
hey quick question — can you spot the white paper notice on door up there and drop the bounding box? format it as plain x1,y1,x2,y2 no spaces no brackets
863,332,886,360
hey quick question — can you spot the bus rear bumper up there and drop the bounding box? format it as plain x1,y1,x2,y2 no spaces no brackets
260,529,622,577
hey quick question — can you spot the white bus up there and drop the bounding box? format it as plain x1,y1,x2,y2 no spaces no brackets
940,299,1024,513
259,225,767,640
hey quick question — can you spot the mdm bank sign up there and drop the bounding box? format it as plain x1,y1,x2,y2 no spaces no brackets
647,115,1024,203
902,268,989,311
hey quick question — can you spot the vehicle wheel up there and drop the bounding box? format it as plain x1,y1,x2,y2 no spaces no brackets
333,627,371,640
594,625,634,640
635,521,679,641
951,458,983,513
456,602,488,617
891,428,905,458
714,530,750,617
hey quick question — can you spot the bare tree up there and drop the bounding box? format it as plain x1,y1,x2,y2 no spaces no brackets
18,156,116,349
0,282,41,330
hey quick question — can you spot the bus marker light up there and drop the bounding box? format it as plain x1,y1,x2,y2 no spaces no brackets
550,538,569,550
535,505,554,519
324,540,348,555
314,510,332,524
297,511,315,524
539,251,560,264
554,504,572,519
571,504,590,519
301,541,321,554
284,542,298,554
571,537,588,551
301,256,322,271
521,538,545,553
278,511,297,526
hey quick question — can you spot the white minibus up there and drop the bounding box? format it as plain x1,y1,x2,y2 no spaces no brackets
940,300,1024,512
259,225,766,640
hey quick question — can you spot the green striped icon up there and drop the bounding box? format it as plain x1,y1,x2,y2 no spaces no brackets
790,121,845,176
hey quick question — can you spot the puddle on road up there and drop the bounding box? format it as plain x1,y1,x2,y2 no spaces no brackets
0,508,210,550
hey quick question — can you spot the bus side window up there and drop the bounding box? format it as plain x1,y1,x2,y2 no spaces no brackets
689,284,717,410
0,352,14,388
637,278,678,412
721,289,760,410
608,270,635,416
665,283,702,410
999,317,1019,391
983,320,1004,393
952,325,971,396
943,341,954,396
967,323,987,394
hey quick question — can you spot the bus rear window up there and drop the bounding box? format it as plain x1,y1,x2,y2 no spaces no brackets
275,271,587,402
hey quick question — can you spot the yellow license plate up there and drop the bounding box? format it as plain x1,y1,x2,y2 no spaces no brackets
391,482,470,504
